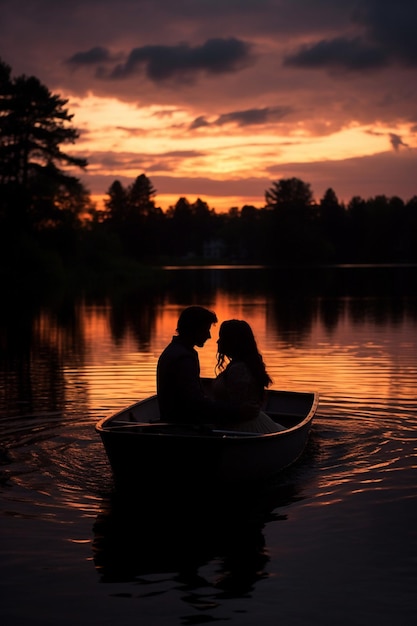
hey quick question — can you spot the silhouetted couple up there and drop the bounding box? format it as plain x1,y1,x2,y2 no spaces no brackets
157,306,284,432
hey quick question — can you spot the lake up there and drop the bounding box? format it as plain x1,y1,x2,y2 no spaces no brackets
1,265,416,626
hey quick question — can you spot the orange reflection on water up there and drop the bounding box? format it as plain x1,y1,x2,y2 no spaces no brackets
31,289,416,418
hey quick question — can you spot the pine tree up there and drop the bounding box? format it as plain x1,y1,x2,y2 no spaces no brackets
0,58,88,231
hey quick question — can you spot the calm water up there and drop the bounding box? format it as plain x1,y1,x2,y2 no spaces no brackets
1,266,416,626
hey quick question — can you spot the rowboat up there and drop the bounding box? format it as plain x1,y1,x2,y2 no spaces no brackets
96,380,319,490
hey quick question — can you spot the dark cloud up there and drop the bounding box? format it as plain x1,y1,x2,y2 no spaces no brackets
190,116,211,130
83,148,206,173
84,38,255,82
115,126,148,137
190,106,291,129
162,150,205,158
284,37,387,71
389,133,409,151
284,0,417,72
66,46,115,66
85,151,147,169
216,106,291,126
354,0,417,67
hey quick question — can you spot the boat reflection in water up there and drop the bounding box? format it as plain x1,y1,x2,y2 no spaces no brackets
92,480,301,598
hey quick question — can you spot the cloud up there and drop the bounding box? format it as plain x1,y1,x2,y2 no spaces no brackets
161,150,205,158
284,37,387,72
215,106,291,126
189,116,211,130
66,46,116,66
115,128,146,137
74,38,255,83
190,106,291,129
284,0,417,73
389,133,409,151
83,148,207,174
354,0,417,67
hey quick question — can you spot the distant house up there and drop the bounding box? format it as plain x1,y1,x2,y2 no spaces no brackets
203,238,225,260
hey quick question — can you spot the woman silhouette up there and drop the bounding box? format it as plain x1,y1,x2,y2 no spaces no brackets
213,319,285,433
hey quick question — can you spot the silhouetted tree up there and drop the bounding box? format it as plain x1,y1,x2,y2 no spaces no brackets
102,174,163,259
104,180,129,226
191,198,216,255
367,195,395,260
318,188,347,261
127,174,158,218
166,197,194,257
0,57,88,232
385,195,408,260
320,188,342,218
404,196,417,261
264,177,315,262
239,205,267,261
265,177,313,211
346,195,372,261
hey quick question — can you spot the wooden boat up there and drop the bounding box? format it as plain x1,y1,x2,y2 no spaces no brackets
96,380,319,490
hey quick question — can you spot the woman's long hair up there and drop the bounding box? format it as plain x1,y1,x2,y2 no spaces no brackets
216,319,272,395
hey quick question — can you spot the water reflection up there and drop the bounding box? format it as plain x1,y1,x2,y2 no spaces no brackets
92,480,299,599
0,298,84,417
1,265,416,418
1,267,416,626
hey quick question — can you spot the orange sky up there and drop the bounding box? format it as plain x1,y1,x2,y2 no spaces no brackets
2,1,416,211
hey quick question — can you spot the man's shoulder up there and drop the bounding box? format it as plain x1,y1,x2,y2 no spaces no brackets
159,337,196,362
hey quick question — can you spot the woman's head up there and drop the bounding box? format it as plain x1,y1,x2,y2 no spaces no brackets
216,319,272,391
217,319,257,361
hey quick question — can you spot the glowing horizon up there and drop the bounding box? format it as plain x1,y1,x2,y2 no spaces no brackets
66,93,417,211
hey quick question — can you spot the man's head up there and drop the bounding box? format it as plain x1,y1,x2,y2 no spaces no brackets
177,306,218,347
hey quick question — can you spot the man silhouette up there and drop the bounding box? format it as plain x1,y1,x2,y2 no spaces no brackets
157,306,241,424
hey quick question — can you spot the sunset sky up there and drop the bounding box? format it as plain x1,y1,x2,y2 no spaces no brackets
2,0,416,211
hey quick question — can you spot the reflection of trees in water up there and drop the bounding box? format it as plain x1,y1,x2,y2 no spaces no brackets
102,265,416,350
105,269,272,348
0,296,86,416
92,482,298,601
266,265,417,342
2,266,415,414
106,289,164,349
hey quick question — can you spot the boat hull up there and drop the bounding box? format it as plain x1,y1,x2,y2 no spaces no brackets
96,389,319,489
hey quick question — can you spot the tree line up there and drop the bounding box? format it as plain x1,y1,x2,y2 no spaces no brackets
101,176,417,264
1,57,416,278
